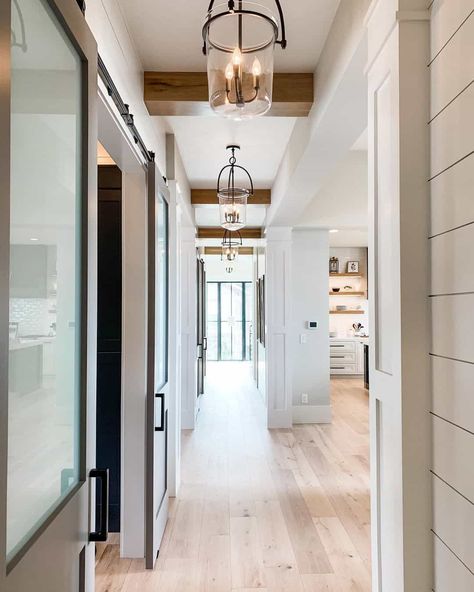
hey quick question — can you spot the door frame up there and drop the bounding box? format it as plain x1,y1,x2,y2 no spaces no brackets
97,86,150,559
0,0,98,588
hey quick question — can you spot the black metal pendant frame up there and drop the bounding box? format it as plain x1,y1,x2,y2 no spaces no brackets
217,145,254,199
202,0,287,55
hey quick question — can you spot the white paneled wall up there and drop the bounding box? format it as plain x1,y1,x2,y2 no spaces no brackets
429,0,474,588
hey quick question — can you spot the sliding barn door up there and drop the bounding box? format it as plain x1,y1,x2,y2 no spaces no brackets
146,163,170,568
0,0,99,590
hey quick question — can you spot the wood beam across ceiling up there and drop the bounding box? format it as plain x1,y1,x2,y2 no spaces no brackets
144,72,314,117
204,247,254,255
197,227,263,239
191,189,271,205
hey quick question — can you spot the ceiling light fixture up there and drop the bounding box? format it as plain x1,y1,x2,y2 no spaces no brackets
329,229,339,234
202,0,287,119
217,144,253,231
221,228,243,263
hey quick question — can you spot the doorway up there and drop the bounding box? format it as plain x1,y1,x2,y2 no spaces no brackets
96,158,122,538
207,281,253,362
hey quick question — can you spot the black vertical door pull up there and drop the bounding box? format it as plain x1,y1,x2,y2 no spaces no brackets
89,468,109,542
155,393,165,432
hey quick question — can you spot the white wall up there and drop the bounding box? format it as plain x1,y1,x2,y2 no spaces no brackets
204,254,253,282
291,230,331,423
429,1,474,589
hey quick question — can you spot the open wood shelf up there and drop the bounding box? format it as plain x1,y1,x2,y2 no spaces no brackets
329,273,361,277
330,310,364,315
329,291,365,296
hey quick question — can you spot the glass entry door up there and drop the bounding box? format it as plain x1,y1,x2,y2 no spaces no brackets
207,282,253,361
0,0,98,589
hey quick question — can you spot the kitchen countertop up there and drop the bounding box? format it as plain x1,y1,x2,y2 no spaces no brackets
9,337,55,352
330,336,369,342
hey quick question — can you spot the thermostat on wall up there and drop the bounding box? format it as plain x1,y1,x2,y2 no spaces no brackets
306,321,318,329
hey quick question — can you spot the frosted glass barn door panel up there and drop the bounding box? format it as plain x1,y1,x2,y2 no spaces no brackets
0,0,98,589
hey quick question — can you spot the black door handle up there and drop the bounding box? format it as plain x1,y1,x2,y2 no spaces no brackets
203,337,208,351
89,468,109,542
155,393,165,432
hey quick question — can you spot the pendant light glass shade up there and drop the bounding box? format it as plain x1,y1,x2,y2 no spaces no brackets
222,243,239,262
218,188,248,231
217,145,253,231
202,1,287,119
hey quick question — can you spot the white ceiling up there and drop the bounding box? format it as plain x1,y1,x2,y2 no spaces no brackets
165,116,296,187
296,149,368,246
117,0,341,72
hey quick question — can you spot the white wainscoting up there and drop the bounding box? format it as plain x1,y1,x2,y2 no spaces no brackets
433,534,474,592
431,293,474,362
433,475,474,573
430,3,474,588
432,355,474,433
432,414,474,502
430,12,474,118
430,0,474,60
431,223,474,294
430,81,474,177
430,151,474,236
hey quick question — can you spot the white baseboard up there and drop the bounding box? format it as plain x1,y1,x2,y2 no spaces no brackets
292,404,332,424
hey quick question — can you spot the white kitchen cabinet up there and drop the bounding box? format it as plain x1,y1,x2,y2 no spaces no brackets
330,339,365,375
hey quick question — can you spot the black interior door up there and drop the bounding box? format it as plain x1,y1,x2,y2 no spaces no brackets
96,165,122,533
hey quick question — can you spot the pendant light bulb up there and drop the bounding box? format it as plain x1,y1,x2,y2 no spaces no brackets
232,47,242,66
252,58,262,76
225,62,234,80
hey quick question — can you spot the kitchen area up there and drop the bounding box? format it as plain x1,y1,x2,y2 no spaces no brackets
329,247,369,389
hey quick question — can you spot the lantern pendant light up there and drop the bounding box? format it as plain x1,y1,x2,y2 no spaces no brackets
218,145,253,231
221,228,243,263
202,0,287,119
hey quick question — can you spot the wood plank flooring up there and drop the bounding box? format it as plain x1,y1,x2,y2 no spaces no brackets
96,363,371,592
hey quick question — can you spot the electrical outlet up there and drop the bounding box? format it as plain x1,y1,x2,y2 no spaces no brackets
301,393,309,404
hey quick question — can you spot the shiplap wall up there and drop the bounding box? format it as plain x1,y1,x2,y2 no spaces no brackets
429,1,474,589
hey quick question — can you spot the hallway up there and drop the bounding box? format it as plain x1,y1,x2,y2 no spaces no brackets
96,363,371,591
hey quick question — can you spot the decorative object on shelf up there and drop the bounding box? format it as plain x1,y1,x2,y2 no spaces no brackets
347,260,359,273
329,257,339,273
343,285,353,291
202,0,287,119
331,287,340,293
336,305,347,311
217,145,253,230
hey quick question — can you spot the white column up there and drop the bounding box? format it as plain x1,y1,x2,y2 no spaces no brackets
366,2,430,590
180,225,197,430
265,227,292,428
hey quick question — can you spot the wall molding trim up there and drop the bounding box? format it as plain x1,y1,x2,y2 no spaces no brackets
292,405,332,424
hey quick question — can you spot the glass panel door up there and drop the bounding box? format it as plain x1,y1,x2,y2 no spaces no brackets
8,0,82,562
206,282,253,361
1,0,98,588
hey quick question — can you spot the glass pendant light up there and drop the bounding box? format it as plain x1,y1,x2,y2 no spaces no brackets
218,145,253,231
221,228,242,264
202,0,287,119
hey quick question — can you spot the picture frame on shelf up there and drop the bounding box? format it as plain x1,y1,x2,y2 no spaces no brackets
329,257,339,273
347,260,359,273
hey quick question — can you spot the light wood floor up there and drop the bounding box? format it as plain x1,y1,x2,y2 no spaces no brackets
96,363,371,591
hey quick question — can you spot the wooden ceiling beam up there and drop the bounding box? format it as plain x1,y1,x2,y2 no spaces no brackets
197,227,263,239
204,247,254,255
191,189,271,205
144,72,314,117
